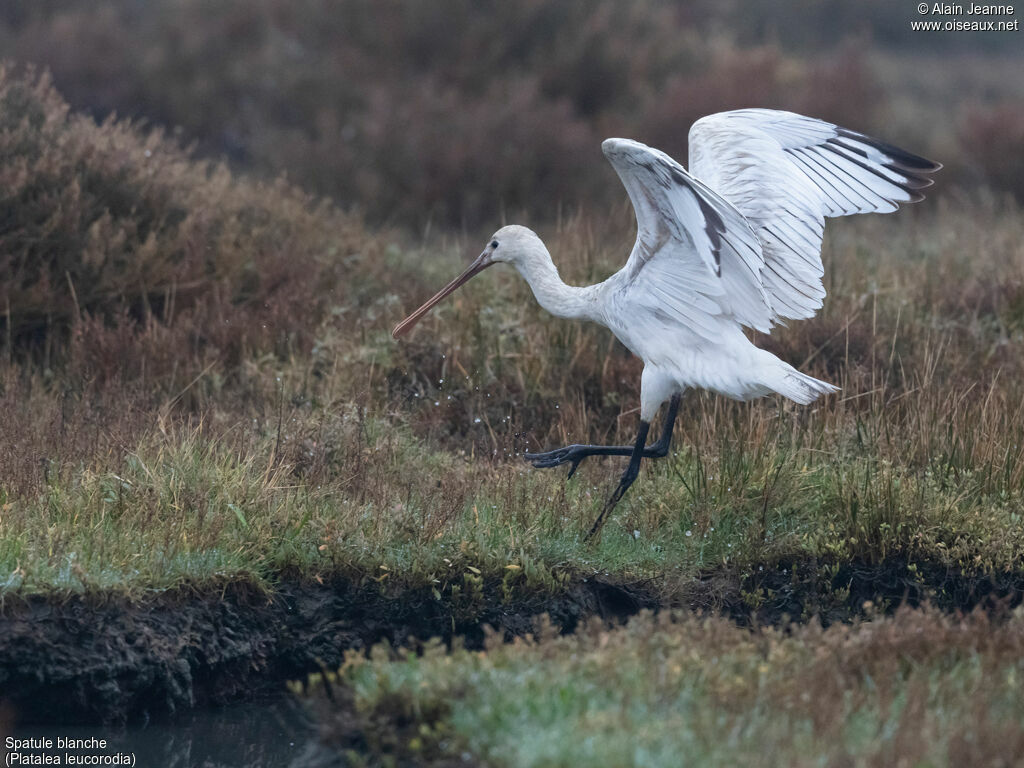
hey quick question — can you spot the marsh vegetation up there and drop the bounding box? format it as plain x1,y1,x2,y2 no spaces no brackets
1,0,1024,762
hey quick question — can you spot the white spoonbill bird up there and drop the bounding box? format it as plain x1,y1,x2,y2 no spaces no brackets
392,109,940,538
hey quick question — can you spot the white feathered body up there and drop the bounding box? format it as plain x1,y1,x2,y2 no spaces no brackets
599,286,831,417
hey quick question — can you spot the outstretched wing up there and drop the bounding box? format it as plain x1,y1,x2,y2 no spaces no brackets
601,137,774,342
688,109,941,321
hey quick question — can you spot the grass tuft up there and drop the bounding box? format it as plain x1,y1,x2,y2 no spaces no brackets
306,606,1024,767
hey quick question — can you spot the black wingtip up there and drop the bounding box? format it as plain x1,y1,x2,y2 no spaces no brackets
882,163,936,190
822,133,941,206
836,128,942,173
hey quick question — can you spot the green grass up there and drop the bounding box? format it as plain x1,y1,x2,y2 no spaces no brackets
3,346,1024,602
305,607,1024,767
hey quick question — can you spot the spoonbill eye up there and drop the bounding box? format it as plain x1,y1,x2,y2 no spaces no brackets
490,240,499,249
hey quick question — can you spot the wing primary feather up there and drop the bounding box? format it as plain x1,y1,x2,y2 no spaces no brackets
819,143,932,200
835,128,943,172
804,147,897,208
770,217,823,264
785,150,849,212
829,138,868,159
823,140,934,189
773,212,822,255
762,248,822,291
762,226,824,273
762,261,823,303
778,204,824,238
827,142,937,195
797,148,879,211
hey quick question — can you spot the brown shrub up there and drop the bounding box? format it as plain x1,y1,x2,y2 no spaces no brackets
959,103,1024,201
0,65,367,380
1,0,891,227
639,43,881,162
271,76,600,227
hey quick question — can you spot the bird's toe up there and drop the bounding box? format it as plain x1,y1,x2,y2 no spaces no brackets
525,445,588,473
525,445,576,463
529,455,567,469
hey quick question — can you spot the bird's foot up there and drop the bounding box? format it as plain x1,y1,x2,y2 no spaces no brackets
524,445,594,478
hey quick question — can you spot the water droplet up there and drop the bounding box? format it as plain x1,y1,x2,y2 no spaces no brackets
474,417,481,424
685,530,692,537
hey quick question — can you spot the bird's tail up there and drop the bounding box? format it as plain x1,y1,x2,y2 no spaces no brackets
766,361,839,405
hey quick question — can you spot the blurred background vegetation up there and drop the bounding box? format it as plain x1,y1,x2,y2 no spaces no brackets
1,0,1022,231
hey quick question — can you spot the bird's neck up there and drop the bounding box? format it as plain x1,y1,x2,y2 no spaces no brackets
515,248,597,322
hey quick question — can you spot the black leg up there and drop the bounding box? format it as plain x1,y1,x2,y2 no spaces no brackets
584,421,650,541
647,392,681,456
525,394,681,478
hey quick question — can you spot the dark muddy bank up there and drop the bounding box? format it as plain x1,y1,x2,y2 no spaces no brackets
1,557,1022,725
0,577,655,726
703,556,1024,626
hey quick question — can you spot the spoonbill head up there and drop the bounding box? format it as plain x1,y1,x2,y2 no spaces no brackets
391,225,555,338
392,109,941,539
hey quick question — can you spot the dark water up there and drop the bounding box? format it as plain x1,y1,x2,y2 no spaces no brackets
7,698,342,768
